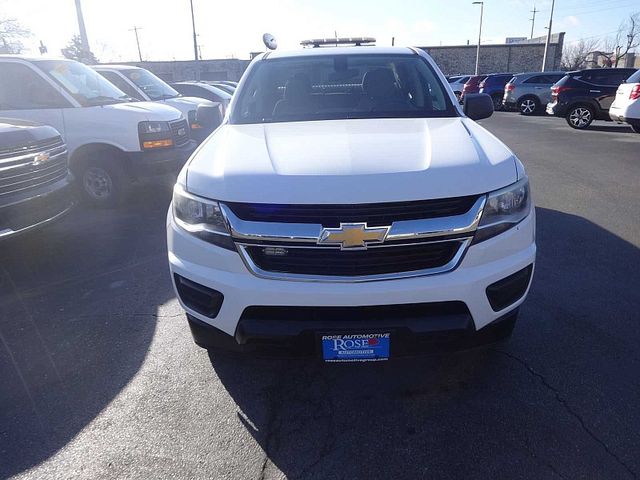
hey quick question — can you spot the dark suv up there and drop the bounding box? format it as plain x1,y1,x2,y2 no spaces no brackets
546,68,638,129
478,73,514,110
1,118,74,239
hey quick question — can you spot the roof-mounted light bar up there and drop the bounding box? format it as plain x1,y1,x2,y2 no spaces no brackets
300,37,376,48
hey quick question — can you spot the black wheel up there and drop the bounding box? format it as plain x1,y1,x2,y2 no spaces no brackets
75,152,129,208
631,124,640,134
566,105,594,129
491,94,503,111
518,96,539,115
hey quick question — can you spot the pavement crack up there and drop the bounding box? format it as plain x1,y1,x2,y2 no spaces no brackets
493,348,637,479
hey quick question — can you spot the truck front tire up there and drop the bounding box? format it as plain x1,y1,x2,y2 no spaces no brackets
76,152,128,208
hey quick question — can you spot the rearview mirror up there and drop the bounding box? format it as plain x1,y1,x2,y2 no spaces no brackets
463,93,494,121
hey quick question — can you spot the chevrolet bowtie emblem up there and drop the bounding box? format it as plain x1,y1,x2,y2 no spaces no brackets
32,152,50,166
318,223,390,250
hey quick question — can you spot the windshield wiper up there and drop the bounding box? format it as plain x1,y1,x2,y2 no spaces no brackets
85,95,126,105
155,94,179,100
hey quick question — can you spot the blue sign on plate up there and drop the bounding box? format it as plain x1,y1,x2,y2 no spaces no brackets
321,333,390,362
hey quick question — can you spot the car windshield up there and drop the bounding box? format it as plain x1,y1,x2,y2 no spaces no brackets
35,60,130,106
123,69,180,100
231,53,456,124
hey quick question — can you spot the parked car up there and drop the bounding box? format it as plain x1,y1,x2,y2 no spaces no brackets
447,75,471,101
1,118,74,239
168,45,535,361
460,75,487,101
0,55,199,207
207,82,236,95
503,71,565,115
478,73,514,110
93,65,222,142
171,81,233,114
546,68,637,129
609,68,640,133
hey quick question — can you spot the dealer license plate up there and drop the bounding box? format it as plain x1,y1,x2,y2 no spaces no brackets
321,333,390,362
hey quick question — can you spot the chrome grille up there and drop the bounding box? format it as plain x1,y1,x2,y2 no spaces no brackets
169,119,190,147
220,196,486,282
0,138,68,197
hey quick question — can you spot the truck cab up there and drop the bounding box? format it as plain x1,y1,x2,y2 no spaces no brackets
0,55,197,206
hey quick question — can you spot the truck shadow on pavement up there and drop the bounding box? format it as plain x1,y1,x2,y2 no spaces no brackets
208,207,640,479
0,184,176,478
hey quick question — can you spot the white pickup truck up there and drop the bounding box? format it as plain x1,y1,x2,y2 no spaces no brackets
167,45,536,361
0,55,199,206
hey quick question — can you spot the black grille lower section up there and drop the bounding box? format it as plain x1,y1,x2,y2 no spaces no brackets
170,119,190,147
244,241,462,277
226,195,480,227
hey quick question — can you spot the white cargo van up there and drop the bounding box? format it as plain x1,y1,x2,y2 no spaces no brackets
0,55,200,206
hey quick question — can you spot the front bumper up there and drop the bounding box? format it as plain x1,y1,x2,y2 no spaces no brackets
127,140,197,178
0,174,74,240
168,209,536,355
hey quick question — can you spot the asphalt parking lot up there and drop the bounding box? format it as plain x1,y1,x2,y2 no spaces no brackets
1,113,639,480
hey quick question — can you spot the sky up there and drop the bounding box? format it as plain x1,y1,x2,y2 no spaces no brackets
1,0,639,62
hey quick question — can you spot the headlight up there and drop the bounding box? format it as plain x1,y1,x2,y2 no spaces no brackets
172,185,234,250
474,177,531,243
138,121,170,134
138,121,173,149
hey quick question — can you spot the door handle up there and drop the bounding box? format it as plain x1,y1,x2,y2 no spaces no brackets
590,90,601,93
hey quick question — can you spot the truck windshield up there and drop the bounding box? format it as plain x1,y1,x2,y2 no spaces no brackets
230,54,457,124
35,60,130,106
123,69,180,100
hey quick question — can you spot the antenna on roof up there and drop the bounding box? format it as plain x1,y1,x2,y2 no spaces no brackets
262,33,277,50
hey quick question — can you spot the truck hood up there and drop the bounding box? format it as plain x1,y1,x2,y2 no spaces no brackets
100,101,184,122
185,117,518,203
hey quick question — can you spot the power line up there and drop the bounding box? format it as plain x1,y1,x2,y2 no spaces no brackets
530,5,539,39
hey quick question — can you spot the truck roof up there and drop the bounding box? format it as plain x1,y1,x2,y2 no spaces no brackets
260,46,417,60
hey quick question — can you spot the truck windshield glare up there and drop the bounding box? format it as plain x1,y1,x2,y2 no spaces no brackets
123,69,180,100
231,54,458,124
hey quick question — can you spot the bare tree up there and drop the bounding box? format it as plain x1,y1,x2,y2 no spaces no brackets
561,38,600,70
600,12,640,67
61,35,99,64
0,17,31,54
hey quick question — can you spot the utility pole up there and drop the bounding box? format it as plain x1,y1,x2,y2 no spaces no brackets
529,5,538,39
74,0,90,55
189,0,200,80
472,1,484,75
541,0,555,71
130,26,143,62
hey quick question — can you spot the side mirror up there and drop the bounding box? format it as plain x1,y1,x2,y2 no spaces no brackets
196,103,224,131
463,93,494,121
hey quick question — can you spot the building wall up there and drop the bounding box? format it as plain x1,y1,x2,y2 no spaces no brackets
100,59,252,83
419,33,565,75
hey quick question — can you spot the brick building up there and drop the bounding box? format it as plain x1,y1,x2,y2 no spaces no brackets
419,33,565,75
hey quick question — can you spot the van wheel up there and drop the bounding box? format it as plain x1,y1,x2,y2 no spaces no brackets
76,154,128,208
518,96,539,115
566,105,594,129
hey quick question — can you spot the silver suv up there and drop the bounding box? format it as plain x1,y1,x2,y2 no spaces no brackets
503,72,565,115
